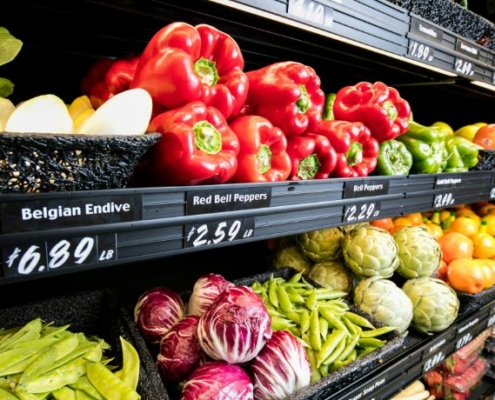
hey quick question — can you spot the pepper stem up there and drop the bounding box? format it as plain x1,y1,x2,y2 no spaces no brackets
296,85,310,114
297,154,320,179
257,144,272,174
382,100,398,121
346,142,363,167
194,57,219,86
193,121,222,154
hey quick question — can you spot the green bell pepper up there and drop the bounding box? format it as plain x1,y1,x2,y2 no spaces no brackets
375,139,413,175
322,93,336,121
443,136,479,172
396,121,448,174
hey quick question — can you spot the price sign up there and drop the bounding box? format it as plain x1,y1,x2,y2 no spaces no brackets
343,202,380,223
408,40,434,63
288,0,331,28
455,58,474,77
456,331,473,350
433,192,455,208
423,351,445,373
487,313,495,328
184,217,255,248
2,234,116,277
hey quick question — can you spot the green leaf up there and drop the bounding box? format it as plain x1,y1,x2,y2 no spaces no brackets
0,77,13,97
0,27,22,67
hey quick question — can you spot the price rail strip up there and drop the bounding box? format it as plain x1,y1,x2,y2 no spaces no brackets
1,171,495,283
406,13,495,85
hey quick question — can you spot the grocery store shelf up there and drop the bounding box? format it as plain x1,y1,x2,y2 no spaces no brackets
1,171,494,285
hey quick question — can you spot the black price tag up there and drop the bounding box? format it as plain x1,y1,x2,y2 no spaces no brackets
343,202,381,223
184,217,255,248
423,351,446,373
433,192,455,208
2,234,116,277
409,18,443,44
287,0,332,28
454,57,475,77
408,40,434,63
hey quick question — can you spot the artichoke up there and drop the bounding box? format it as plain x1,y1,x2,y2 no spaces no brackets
272,245,313,272
394,226,442,279
353,276,413,334
402,277,460,335
296,227,344,262
339,221,370,234
342,225,399,278
307,260,354,295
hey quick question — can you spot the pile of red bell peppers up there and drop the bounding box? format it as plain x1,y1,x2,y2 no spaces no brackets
81,21,414,186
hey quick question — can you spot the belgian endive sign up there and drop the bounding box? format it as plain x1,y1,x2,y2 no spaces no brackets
1,195,142,233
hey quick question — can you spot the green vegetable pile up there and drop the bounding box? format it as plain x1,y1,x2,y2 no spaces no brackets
0,318,141,399
251,271,398,383
0,27,22,98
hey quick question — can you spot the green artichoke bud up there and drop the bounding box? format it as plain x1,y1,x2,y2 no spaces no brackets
354,276,413,334
394,226,442,279
342,226,399,278
339,221,370,234
272,245,313,272
402,277,460,335
307,260,354,295
296,227,344,262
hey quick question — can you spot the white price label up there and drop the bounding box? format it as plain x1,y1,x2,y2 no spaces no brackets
2,235,116,277
487,314,495,328
455,58,474,77
408,40,434,63
456,332,473,350
288,0,329,27
423,352,445,372
184,217,255,248
433,192,455,208
343,202,380,223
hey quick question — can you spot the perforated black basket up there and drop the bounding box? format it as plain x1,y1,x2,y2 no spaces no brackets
0,132,161,193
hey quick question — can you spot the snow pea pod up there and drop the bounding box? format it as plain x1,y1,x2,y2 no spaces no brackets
343,311,375,329
70,376,105,400
316,328,346,367
114,337,140,391
0,387,19,400
0,319,42,352
87,362,141,400
51,386,77,400
360,326,398,338
309,308,321,351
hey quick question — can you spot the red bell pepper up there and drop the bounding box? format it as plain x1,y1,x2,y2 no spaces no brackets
229,115,291,182
130,22,248,119
315,120,379,177
105,55,140,95
286,133,337,180
144,101,240,186
244,61,325,136
80,58,114,108
332,81,411,142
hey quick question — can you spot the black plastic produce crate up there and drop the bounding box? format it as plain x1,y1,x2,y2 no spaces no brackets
156,267,405,400
0,289,170,400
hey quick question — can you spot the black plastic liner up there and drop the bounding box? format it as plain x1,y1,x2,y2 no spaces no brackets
471,149,495,171
457,285,495,316
0,289,170,400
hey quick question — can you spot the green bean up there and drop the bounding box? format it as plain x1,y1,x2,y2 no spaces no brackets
319,317,328,339
300,310,310,334
305,348,321,383
316,329,346,367
271,316,295,331
336,334,360,363
306,291,318,311
357,337,386,348
87,362,141,400
360,326,398,338
318,307,349,335
268,280,279,308
321,333,347,366
342,316,362,336
277,285,293,312
343,312,375,329
309,309,321,351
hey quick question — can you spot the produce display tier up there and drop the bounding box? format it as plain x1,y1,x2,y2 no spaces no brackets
1,170,494,285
